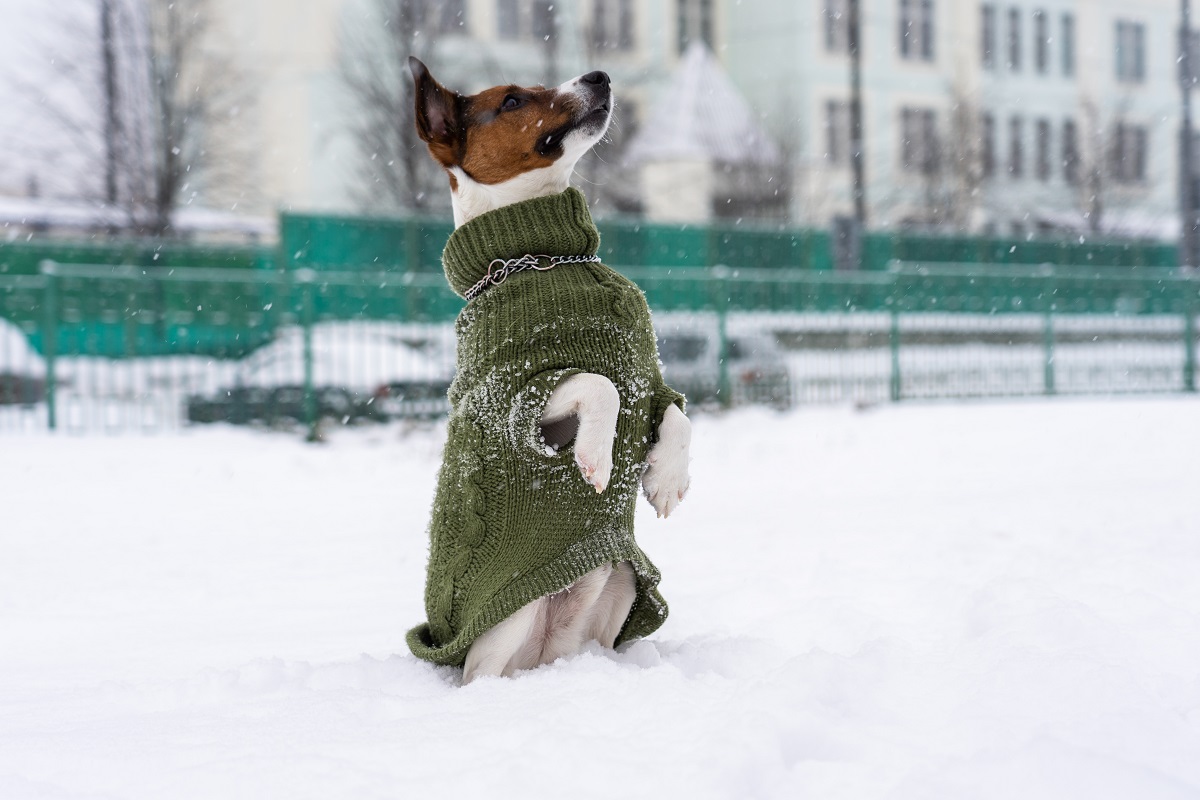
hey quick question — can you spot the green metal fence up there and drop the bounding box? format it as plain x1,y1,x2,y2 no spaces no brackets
280,211,1178,272
0,238,275,276
1,260,1197,434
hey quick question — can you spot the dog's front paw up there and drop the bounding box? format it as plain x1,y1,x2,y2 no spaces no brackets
642,446,690,517
642,405,691,517
574,432,614,493
541,373,620,494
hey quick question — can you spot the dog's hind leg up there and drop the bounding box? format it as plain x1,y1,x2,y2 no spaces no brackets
540,373,620,493
462,599,541,684
584,560,637,648
464,563,638,682
518,563,614,667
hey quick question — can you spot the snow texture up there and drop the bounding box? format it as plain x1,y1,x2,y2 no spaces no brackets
1,398,1199,799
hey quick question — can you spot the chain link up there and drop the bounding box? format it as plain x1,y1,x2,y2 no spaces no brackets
464,254,601,300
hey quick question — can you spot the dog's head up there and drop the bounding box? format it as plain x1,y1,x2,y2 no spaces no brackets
408,58,612,226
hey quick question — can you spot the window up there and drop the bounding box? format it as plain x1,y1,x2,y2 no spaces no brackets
591,0,634,51
1116,21,1146,82
1063,119,1079,184
1007,8,1021,71
407,0,467,34
982,113,996,178
498,0,520,38
437,0,467,33
531,3,555,40
900,107,938,173
825,0,850,53
1034,11,1048,74
1009,116,1024,177
497,0,554,41
1036,118,1051,180
899,0,935,62
1112,123,1148,182
1062,13,1075,77
677,0,714,53
982,5,997,69
825,100,851,165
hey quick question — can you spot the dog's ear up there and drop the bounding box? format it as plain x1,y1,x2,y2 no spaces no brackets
409,57,460,155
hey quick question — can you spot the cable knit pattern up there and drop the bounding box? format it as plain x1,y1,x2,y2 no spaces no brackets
406,188,686,668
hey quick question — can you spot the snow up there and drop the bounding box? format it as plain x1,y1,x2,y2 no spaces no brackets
2,397,1199,798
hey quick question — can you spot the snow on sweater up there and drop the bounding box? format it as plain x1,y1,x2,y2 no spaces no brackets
406,188,685,667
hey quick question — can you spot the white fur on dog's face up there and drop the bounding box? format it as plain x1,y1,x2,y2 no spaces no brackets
409,61,613,227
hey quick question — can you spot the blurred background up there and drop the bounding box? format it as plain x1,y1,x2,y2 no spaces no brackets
0,0,1197,435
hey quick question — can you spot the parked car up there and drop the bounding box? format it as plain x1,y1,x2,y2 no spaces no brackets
0,318,46,406
654,314,792,410
186,321,455,425
186,385,368,425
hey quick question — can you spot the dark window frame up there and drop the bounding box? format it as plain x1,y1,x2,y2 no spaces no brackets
825,0,850,53
1034,10,1049,74
1009,115,1024,178
1112,122,1149,183
591,0,636,52
1063,119,1079,184
982,112,996,178
900,106,939,174
1062,13,1075,77
982,4,997,69
825,100,853,165
1115,20,1147,83
677,0,715,54
1007,7,1022,71
1036,118,1052,180
899,0,936,62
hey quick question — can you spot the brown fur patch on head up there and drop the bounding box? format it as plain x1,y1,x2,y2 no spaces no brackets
409,58,587,188
455,85,579,185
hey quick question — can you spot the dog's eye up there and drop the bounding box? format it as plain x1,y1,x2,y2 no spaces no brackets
501,95,522,111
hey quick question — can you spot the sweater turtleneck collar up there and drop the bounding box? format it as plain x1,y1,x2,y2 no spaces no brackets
441,188,602,300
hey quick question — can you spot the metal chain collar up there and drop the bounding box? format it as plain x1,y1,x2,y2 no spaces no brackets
464,254,602,301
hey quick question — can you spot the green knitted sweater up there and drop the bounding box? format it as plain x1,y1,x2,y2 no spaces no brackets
406,188,685,667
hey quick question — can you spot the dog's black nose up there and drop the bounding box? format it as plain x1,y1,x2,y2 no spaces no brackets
581,71,610,87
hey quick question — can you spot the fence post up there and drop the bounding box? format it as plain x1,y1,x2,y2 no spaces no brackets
888,269,901,402
1042,270,1056,395
39,260,58,431
296,268,320,442
889,309,901,402
1186,270,1197,392
712,264,732,408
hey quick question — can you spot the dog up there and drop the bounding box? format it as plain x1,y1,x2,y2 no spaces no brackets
404,58,691,684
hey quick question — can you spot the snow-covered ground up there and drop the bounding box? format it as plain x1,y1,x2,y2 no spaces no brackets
2,398,1199,799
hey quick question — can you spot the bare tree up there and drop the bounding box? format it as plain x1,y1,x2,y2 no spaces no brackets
1066,96,1165,236
335,0,573,214
5,0,255,237
122,0,255,235
336,0,462,214
888,86,987,232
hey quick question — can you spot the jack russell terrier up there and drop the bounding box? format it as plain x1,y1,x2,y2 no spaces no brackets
404,59,691,684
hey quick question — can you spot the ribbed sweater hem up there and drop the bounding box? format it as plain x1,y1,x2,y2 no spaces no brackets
406,524,665,667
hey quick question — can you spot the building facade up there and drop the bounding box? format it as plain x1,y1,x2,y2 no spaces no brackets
202,0,710,216
724,0,1182,235
196,0,1182,236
